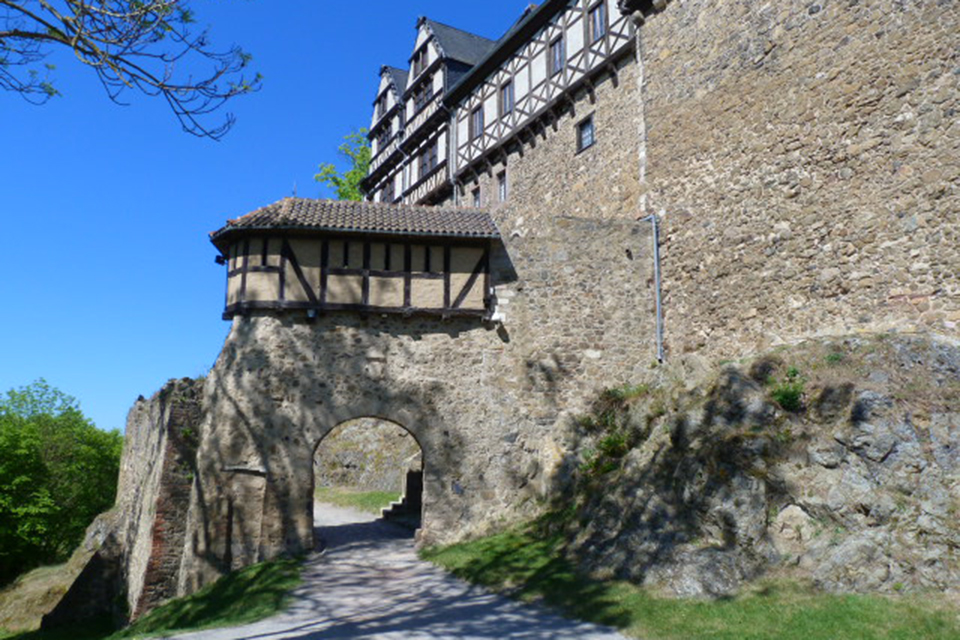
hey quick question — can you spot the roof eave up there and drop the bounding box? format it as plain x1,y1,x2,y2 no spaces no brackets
210,224,501,253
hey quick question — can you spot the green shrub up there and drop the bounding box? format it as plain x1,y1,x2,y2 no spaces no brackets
771,380,805,412
768,367,805,412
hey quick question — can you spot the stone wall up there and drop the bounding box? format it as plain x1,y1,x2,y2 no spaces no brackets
314,418,422,494
116,380,202,619
639,0,960,359
40,378,203,625
176,214,657,594
463,51,643,230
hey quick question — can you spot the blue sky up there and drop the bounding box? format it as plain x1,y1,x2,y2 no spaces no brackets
0,1,527,432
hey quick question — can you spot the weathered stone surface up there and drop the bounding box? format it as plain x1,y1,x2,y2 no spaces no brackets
175,214,656,596
314,418,421,494
567,334,960,597
641,0,959,357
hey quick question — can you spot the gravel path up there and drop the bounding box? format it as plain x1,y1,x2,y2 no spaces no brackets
165,503,630,640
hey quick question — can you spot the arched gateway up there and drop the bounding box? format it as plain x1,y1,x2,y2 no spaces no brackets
171,197,654,596
47,197,654,624
179,198,505,592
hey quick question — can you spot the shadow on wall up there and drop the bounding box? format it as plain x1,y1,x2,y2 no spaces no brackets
181,311,479,593
551,368,789,597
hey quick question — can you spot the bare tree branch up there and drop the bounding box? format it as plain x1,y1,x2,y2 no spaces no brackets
0,0,260,139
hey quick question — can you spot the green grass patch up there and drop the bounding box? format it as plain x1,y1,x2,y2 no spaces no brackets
1,556,302,640
315,486,399,514
422,522,960,640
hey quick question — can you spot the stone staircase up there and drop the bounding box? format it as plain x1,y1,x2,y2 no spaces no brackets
381,469,423,529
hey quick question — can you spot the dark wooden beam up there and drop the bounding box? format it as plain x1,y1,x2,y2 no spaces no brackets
239,240,250,304
320,239,329,304
452,251,487,309
403,243,412,307
282,239,318,305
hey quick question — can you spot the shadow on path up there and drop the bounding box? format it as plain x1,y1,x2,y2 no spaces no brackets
168,503,627,640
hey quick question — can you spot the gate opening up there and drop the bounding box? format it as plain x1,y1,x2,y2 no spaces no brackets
313,417,424,531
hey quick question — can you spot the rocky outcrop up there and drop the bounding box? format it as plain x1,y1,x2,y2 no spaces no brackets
562,333,960,597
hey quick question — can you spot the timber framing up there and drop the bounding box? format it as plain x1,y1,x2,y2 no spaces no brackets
221,232,495,321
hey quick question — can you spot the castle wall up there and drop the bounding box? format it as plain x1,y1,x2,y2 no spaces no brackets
177,214,657,594
464,52,644,229
640,0,960,358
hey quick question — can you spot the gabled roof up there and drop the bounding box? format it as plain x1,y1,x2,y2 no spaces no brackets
382,66,409,97
421,18,498,66
446,0,568,104
211,198,500,250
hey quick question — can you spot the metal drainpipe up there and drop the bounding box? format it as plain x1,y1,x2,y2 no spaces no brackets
632,10,665,364
640,213,665,364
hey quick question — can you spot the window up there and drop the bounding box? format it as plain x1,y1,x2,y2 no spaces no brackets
376,125,392,151
412,48,428,77
589,2,607,42
550,37,565,76
376,93,388,119
470,106,484,140
413,83,431,112
419,140,439,178
497,171,508,202
472,188,481,208
577,115,595,152
499,81,514,117
383,178,395,203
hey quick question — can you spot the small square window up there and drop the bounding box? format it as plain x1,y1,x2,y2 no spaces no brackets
577,115,595,152
550,37,565,76
497,171,508,202
589,2,607,42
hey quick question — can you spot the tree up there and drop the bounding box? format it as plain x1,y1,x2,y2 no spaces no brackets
314,128,371,201
0,379,123,584
0,0,260,139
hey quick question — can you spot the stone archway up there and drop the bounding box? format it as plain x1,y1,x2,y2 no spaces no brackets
312,417,424,530
175,313,483,595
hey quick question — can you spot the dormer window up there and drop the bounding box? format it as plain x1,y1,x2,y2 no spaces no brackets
376,93,388,119
376,125,392,151
413,83,432,112
412,47,428,77
419,140,439,178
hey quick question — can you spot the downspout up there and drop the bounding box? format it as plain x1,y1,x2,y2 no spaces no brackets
630,8,665,363
639,212,664,363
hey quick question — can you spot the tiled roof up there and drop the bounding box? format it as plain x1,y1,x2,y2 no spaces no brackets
425,19,498,66
383,66,408,96
211,198,500,248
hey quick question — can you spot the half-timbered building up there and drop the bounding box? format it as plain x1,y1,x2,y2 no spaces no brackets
211,198,499,320
361,0,644,208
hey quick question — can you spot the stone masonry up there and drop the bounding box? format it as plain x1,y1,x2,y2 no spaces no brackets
176,215,656,594
46,0,959,622
640,0,959,357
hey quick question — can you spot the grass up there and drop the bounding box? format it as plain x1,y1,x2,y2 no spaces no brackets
315,486,399,514
0,556,302,640
421,522,960,640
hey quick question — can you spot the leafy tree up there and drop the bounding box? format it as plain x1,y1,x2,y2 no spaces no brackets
314,129,371,201
0,1,261,139
0,379,123,584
